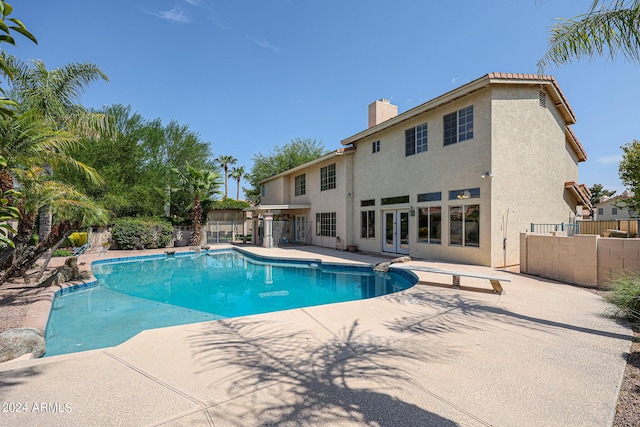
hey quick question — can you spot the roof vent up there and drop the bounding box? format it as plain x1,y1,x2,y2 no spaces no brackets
539,91,547,108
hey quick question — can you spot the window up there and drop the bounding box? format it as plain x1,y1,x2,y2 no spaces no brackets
361,211,375,238
444,105,473,146
417,192,442,202
612,207,618,215
418,207,441,244
372,140,380,153
448,188,480,200
294,174,306,196
316,212,336,237
261,185,265,197
405,122,428,156
320,164,336,191
449,204,479,247
597,207,604,215
361,199,375,207
381,195,410,205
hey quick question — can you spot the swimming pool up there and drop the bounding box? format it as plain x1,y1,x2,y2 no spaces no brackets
45,249,416,356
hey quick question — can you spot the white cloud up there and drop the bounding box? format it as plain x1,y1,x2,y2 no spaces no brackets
249,37,283,52
148,7,191,23
596,154,622,164
451,77,459,85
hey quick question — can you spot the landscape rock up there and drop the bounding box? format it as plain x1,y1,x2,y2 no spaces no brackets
0,328,45,362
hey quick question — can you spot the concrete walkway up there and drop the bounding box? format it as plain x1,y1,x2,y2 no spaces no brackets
0,246,632,426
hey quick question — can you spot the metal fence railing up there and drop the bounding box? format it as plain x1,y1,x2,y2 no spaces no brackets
530,223,581,237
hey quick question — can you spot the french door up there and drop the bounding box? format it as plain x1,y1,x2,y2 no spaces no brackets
295,215,306,243
382,210,409,254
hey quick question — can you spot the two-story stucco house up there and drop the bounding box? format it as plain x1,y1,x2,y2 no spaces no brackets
250,73,589,268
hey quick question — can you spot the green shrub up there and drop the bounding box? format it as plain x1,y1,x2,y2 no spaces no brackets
53,249,73,257
68,232,88,247
605,272,640,322
111,217,173,250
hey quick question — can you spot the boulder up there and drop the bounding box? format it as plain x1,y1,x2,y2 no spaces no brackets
0,328,46,362
373,256,412,272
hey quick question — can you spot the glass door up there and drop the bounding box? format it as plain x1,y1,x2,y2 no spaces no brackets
295,215,306,243
382,210,410,254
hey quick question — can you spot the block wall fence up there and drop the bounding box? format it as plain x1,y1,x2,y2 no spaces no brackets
520,233,640,287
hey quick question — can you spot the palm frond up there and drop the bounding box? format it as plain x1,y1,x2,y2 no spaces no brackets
539,0,640,71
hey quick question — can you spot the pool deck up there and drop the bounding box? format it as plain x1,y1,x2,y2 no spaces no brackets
0,245,632,426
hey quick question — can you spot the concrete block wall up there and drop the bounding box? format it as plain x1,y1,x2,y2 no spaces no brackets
520,233,598,287
521,233,640,287
597,238,640,284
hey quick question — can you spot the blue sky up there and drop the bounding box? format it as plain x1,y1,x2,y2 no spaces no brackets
7,1,640,197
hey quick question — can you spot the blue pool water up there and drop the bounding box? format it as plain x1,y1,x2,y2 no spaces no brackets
45,250,416,356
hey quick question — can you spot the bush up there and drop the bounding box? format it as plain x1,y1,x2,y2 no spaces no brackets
605,272,640,322
67,232,88,247
111,217,173,250
53,249,73,257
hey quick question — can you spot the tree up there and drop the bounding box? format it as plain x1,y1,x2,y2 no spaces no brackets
589,183,617,205
538,0,640,71
216,155,237,199
173,164,221,246
618,140,640,212
2,56,110,239
246,138,325,204
230,165,246,200
0,1,37,117
0,166,109,285
0,155,20,248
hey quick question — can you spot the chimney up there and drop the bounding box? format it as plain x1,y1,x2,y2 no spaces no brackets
368,98,398,128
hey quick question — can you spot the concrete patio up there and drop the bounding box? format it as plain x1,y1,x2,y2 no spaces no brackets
0,245,633,426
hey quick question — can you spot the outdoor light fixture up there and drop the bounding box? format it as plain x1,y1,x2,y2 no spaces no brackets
481,171,493,179
410,207,416,216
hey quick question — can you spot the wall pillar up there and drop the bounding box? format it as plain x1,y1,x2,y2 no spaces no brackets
263,213,273,248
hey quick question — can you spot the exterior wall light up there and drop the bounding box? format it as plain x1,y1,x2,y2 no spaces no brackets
481,171,493,179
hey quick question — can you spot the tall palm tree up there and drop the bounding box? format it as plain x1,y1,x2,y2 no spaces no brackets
174,164,222,246
229,166,246,200
216,154,237,199
2,56,110,239
538,0,640,71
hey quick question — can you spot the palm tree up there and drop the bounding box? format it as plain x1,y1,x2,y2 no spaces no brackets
0,165,109,284
229,166,246,200
2,56,110,239
174,164,222,246
538,0,640,71
216,155,237,199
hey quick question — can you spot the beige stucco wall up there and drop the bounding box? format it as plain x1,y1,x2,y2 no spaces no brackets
352,89,492,265
490,85,580,267
520,233,640,287
261,176,289,205
260,152,354,250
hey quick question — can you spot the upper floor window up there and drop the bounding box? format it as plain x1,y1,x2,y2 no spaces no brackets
295,174,306,196
444,105,473,146
320,164,336,191
405,122,428,156
612,207,618,215
372,140,380,153
261,185,265,197
598,207,604,215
